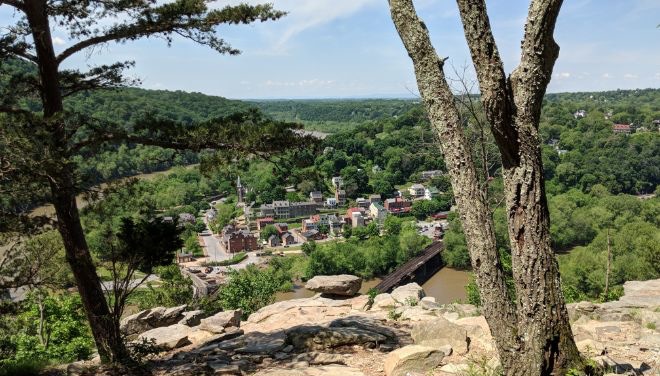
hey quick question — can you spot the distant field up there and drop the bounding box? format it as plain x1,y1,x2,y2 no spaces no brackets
252,98,421,133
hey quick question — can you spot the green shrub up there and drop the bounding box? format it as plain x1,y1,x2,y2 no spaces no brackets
201,252,247,266
0,358,49,376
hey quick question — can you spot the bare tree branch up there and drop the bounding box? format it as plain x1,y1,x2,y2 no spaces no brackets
510,0,563,123
455,0,519,165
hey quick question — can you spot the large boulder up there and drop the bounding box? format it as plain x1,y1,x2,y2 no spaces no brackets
390,283,425,305
199,309,242,333
244,296,356,332
383,345,447,376
120,305,187,336
305,275,362,296
411,316,468,355
137,324,192,350
455,316,493,352
618,279,660,307
286,325,387,351
178,310,205,326
372,293,398,310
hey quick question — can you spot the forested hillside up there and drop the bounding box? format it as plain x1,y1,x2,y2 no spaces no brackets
253,99,419,132
1,59,254,212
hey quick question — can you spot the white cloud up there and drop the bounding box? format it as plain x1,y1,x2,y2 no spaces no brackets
557,72,571,78
223,0,379,50
623,73,638,79
52,36,66,46
602,73,612,79
274,0,379,48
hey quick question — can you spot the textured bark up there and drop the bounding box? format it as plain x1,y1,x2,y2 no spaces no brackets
24,0,128,363
388,0,580,374
388,0,519,369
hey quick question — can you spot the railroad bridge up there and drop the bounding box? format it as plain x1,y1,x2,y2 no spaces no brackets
375,241,444,293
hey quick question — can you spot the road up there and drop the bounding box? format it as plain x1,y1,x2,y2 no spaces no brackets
201,233,231,261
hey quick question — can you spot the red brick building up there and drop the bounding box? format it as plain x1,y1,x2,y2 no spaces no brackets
221,225,258,253
613,124,632,134
257,217,275,231
384,197,412,215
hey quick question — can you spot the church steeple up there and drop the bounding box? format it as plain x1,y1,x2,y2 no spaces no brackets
237,176,245,203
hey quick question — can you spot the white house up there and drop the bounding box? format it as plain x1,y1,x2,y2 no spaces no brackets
351,212,365,228
409,183,426,198
424,187,440,200
369,202,387,224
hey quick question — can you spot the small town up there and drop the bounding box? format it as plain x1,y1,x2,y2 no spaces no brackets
176,172,452,297
1,1,659,376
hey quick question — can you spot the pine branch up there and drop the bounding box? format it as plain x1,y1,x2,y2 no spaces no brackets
56,3,285,64
0,0,24,10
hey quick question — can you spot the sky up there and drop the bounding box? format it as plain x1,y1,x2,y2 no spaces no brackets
1,0,659,99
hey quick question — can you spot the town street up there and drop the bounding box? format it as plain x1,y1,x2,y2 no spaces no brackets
201,233,231,261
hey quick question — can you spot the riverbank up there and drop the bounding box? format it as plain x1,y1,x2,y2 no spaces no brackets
274,267,471,304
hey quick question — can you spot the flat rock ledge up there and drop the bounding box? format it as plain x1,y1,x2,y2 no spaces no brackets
70,280,660,376
305,274,363,296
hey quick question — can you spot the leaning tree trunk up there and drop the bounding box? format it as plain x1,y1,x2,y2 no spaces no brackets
24,0,128,363
389,0,581,374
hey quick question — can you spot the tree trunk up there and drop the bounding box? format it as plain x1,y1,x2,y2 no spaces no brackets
24,0,128,363
500,138,580,374
388,0,581,374
388,0,519,371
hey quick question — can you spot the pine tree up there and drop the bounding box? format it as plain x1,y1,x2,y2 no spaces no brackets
0,0,307,363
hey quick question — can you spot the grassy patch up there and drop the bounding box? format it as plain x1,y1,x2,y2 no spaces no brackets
0,359,50,376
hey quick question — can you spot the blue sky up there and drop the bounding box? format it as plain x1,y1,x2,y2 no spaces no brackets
2,0,659,99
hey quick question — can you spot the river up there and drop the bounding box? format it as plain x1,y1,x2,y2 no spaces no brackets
275,267,471,304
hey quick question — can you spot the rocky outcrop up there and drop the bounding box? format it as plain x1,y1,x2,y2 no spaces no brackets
618,279,660,307
120,304,188,336
390,283,425,305
286,325,388,351
199,309,242,333
372,293,397,310
138,324,192,350
384,345,448,376
178,309,204,326
410,316,468,355
305,275,363,296
103,280,659,376
256,365,366,376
